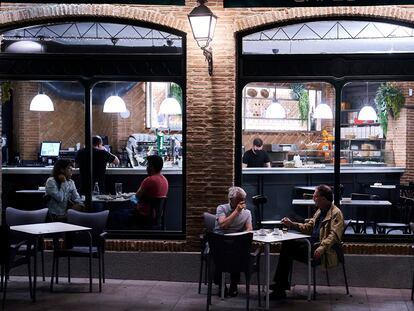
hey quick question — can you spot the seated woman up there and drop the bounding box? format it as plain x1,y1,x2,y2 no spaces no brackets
45,159,84,221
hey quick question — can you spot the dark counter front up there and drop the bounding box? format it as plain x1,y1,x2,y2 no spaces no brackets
242,167,404,225
2,167,183,232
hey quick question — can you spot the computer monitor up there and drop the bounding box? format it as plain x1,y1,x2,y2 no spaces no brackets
40,141,61,157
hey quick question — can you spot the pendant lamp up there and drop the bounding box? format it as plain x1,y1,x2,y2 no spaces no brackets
103,83,127,113
313,103,333,119
265,86,286,119
358,82,378,121
30,84,54,111
159,83,182,115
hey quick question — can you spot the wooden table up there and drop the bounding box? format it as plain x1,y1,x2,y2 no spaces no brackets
10,222,92,301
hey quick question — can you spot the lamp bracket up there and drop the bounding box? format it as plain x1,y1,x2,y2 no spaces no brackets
202,46,213,76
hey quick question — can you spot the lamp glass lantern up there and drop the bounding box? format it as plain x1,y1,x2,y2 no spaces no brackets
188,0,217,75
358,82,378,121
313,103,333,119
30,83,54,112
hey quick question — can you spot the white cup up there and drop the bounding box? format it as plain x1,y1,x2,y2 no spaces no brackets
273,228,280,235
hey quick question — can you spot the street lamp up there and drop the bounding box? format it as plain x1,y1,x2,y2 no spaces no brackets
188,0,217,76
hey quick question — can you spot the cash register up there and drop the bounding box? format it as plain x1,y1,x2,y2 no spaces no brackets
39,141,61,165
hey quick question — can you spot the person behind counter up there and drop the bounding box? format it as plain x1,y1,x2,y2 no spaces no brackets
242,137,271,168
45,159,84,221
75,135,120,194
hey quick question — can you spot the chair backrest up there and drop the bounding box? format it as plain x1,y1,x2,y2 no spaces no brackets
149,196,168,229
252,195,267,206
400,197,414,224
66,209,109,247
399,184,414,199
206,232,253,274
203,212,216,232
350,193,379,200
5,207,48,226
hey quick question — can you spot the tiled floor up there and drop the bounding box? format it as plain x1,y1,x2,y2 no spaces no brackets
2,277,413,311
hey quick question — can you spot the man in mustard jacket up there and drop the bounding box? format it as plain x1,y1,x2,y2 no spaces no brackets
270,184,344,299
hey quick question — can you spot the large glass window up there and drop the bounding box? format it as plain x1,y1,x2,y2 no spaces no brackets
239,19,414,241
241,82,335,226
1,20,185,236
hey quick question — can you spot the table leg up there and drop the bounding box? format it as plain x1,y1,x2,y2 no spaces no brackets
305,239,311,301
265,243,270,310
88,231,93,292
32,237,38,302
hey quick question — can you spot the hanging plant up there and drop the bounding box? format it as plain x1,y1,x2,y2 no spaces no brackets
375,82,405,136
290,83,309,124
170,83,182,106
1,81,12,103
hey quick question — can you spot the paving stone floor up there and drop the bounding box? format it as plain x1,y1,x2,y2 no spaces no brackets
2,277,414,311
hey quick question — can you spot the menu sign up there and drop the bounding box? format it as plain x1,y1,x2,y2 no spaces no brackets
224,0,414,7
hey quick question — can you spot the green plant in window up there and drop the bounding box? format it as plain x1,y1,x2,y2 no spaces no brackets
170,83,182,106
375,82,405,136
291,83,309,124
1,81,12,103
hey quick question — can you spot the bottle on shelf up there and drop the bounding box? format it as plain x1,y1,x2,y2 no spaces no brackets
93,182,100,195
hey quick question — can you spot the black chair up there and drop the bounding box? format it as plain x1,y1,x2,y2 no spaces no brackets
50,210,109,292
252,195,268,229
0,225,33,309
206,232,260,311
377,196,414,234
198,212,216,294
5,207,48,281
292,220,350,299
349,193,380,233
149,196,168,230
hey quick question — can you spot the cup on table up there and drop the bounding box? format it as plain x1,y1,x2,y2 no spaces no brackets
115,183,123,196
273,228,280,235
282,226,288,234
259,228,266,236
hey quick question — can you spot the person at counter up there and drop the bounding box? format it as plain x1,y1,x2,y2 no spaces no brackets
45,159,84,221
75,135,119,194
242,138,271,168
270,184,344,300
134,155,169,224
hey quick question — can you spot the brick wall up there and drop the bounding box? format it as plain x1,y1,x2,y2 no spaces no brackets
2,3,414,251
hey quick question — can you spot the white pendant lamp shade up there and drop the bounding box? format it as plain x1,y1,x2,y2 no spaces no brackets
265,100,286,119
30,94,54,111
159,97,182,115
358,105,378,121
103,95,127,113
313,103,333,119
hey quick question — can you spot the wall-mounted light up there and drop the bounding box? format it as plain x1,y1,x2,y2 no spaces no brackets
30,83,54,111
188,0,217,76
314,103,333,119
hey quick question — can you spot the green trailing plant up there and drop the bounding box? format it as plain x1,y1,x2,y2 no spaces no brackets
170,83,182,106
375,82,405,136
290,83,309,124
1,81,12,103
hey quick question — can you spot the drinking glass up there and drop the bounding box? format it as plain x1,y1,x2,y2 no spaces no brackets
115,183,123,196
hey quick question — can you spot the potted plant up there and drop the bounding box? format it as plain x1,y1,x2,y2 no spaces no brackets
290,83,309,125
375,82,405,136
